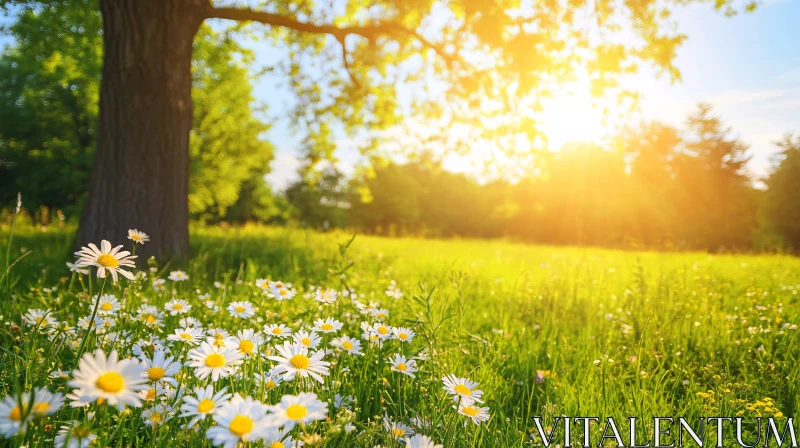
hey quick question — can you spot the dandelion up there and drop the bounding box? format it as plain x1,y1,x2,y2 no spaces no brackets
54,422,96,448
180,385,232,428
313,317,343,333
389,354,418,378
167,327,204,345
457,404,490,425
227,301,255,319
206,394,271,448
68,349,148,409
404,434,443,448
442,375,484,405
74,240,137,282
266,392,328,431
263,323,292,339
165,299,191,315
331,335,363,355
140,348,181,386
93,294,121,315
169,270,189,282
393,327,415,342
127,229,149,245
188,341,245,381
268,342,330,383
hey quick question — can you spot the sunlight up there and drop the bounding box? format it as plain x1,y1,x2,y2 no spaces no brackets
537,80,615,152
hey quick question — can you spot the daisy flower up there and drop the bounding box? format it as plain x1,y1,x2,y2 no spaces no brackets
369,308,390,320
23,308,57,329
54,422,96,448
386,280,404,299
188,341,245,381
152,278,166,291
442,375,484,406
180,316,203,328
167,327,204,346
268,281,296,301
65,389,96,408
364,322,393,340
383,416,414,439
293,330,321,348
137,305,163,327
263,323,292,339
0,394,29,437
388,354,417,378
314,287,338,304
263,429,301,448
68,349,148,409
457,404,490,425
232,329,263,357
227,301,255,319
331,335,363,355
180,385,232,428
404,434,443,448
393,327,415,343
165,299,191,315
254,370,283,392
206,394,271,448
66,262,89,275
93,294,121,315
140,348,181,386
268,342,330,383
74,240,136,282
255,278,270,291
127,229,149,245
30,387,64,417
169,270,189,281
142,403,172,427
266,392,328,431
312,318,343,333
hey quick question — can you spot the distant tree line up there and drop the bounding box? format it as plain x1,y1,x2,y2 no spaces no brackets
284,105,800,252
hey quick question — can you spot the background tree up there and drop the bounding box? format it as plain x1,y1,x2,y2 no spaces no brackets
765,134,800,250
1,0,752,258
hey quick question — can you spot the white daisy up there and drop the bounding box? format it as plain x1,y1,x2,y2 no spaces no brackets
268,281,296,301
142,403,172,427
369,308,390,320
404,434,443,448
255,278,270,291
74,240,136,282
67,349,148,409
254,370,284,392
457,404,490,425
312,318,343,333
232,329,263,357
383,416,414,439
227,301,255,319
313,287,338,304
66,262,89,275
140,348,181,386
268,342,330,383
364,322,393,340
188,341,245,381
206,394,271,448
331,335,363,356
165,299,191,315
54,422,96,448
0,394,29,437
293,330,321,348
22,308,57,329
392,327,415,343
127,229,149,245
167,327,204,345
263,323,292,339
385,280,404,299
180,385,232,428
152,278,166,291
137,305,163,327
388,354,418,378
93,294,121,315
168,270,189,281
265,392,328,431
180,316,203,328
30,387,64,417
442,375,484,406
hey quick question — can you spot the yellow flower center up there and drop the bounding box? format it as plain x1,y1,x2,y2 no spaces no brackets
146,389,156,400
150,412,163,423
396,363,407,371
394,428,406,437
147,367,166,381
180,333,193,340
131,234,142,241
271,442,285,448
285,404,308,420
454,384,472,396
461,406,479,417
301,337,311,346
280,289,288,296
271,328,283,335
229,415,253,437
72,427,91,438
205,353,226,368
35,316,44,324
377,313,388,319
399,333,408,340
239,340,254,354
173,303,183,310
377,326,389,335
342,341,354,350
9,406,21,421
145,314,157,323
235,306,245,313
197,398,215,413
97,254,119,268
213,339,226,348
95,372,125,393
289,354,310,369
320,323,334,331
100,302,113,311
264,380,277,390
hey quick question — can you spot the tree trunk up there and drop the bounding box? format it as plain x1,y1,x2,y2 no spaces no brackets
77,0,204,261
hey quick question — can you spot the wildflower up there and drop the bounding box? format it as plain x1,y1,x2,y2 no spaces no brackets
93,294,121,315
167,327,204,346
254,370,284,392
269,281,296,301
266,392,328,430
386,280,403,299
66,262,89,275
206,395,271,447
187,341,245,381
383,416,414,439
152,278,166,291
293,330,321,348
268,342,330,383
443,375,484,405
314,288,338,304
169,270,189,281
403,434,442,448
393,327,415,342
255,278,270,291
30,387,64,417
457,404,490,425
165,299,191,315
389,354,418,378
140,348,181,386
54,422,96,448
227,301,255,319
313,318,343,333
142,403,172,427
331,335,363,355
180,385,232,428
68,349,148,409
74,240,137,282
263,323,292,339
231,329,263,356
0,394,29,437
23,308,57,329
127,229,149,245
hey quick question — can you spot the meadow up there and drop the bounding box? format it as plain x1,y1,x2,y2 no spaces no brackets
1,224,799,447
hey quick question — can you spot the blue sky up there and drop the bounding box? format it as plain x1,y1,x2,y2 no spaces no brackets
249,0,800,189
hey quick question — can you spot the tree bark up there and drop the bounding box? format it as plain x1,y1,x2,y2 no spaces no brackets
77,0,204,260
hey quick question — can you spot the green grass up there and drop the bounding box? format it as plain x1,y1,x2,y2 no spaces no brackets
2,224,800,447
